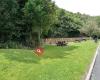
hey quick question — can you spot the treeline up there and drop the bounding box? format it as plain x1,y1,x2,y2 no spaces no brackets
0,0,100,48
47,9,100,38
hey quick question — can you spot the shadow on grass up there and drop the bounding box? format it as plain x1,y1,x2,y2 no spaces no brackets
2,45,79,64
43,45,79,59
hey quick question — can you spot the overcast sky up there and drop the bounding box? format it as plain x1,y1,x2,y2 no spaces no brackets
53,0,100,16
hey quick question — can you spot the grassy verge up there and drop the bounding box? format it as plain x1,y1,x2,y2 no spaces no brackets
0,40,98,80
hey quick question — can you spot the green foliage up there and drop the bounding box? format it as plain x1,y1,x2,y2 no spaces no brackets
24,0,57,47
47,9,83,37
0,0,57,48
0,0,100,48
0,0,18,41
80,18,100,37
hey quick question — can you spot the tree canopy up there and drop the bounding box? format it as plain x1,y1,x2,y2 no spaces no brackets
0,0,100,48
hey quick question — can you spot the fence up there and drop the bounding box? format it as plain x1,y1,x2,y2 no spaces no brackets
43,37,89,45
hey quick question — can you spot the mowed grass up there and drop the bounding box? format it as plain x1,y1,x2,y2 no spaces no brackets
0,40,98,80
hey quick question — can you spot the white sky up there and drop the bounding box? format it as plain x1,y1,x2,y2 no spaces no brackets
53,0,100,16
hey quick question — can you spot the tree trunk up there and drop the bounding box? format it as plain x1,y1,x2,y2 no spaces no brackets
32,31,42,48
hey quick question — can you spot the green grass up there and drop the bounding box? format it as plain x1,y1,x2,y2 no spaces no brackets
0,40,98,80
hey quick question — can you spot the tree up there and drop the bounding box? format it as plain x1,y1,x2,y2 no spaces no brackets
48,9,83,37
24,0,57,47
0,0,18,43
80,19,100,37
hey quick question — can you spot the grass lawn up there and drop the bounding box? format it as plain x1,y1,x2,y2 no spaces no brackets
0,40,98,80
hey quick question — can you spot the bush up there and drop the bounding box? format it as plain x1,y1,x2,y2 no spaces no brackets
0,41,24,49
